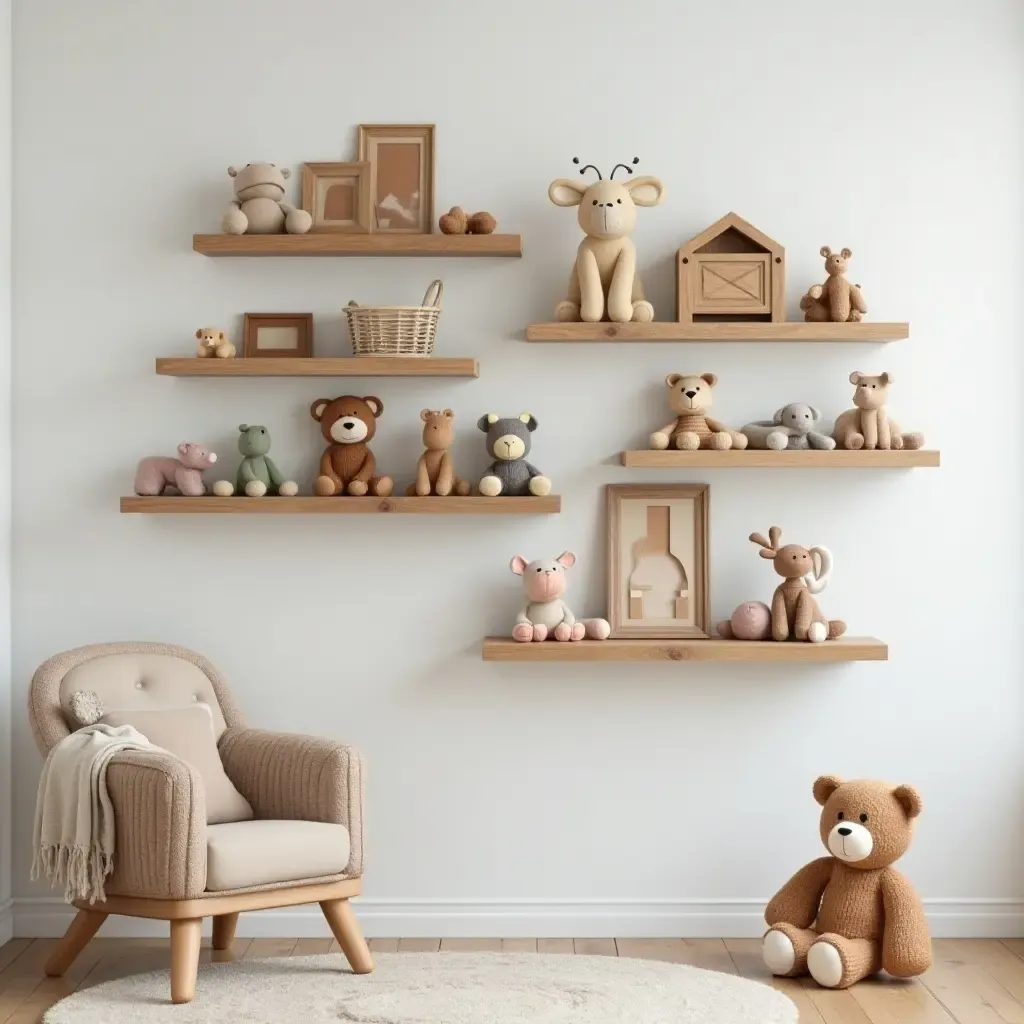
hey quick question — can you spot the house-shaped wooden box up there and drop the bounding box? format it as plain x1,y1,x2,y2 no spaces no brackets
676,212,785,322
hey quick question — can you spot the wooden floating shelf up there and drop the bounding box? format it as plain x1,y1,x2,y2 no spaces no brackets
156,357,479,378
620,450,940,469
525,322,908,342
482,637,888,663
120,496,560,515
193,233,523,258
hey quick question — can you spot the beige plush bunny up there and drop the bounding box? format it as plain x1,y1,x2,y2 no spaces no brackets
548,157,665,323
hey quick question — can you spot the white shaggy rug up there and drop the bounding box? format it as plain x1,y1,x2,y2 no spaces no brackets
43,952,797,1023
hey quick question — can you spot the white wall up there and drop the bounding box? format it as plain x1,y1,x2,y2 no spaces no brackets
9,0,1023,938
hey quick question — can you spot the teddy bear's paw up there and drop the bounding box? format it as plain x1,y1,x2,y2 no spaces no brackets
808,622,828,643
347,480,369,497
314,476,337,497
529,476,552,497
375,477,394,497
531,624,548,642
570,623,586,641
607,299,634,323
585,619,611,640
732,432,748,450
553,623,572,642
709,432,732,451
278,481,298,497
478,475,503,497
512,624,534,643
649,432,670,451
221,210,248,235
631,300,655,323
284,209,313,235
580,300,604,323
766,431,789,451
555,300,581,322
807,941,844,989
214,344,235,359
848,309,864,322
212,480,234,497
902,432,924,450
244,480,267,497
762,930,796,976
674,432,700,451
844,432,865,450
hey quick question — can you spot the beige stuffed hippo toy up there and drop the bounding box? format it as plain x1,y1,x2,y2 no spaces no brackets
548,158,665,323
222,163,312,235
834,372,924,450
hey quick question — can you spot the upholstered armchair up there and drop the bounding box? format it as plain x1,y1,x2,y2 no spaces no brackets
29,642,371,1004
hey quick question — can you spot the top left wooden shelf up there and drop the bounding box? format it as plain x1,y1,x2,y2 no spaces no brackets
192,233,523,258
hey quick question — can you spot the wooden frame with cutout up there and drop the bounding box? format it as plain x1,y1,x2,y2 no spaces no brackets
606,484,710,639
242,313,314,359
301,162,372,233
357,124,435,234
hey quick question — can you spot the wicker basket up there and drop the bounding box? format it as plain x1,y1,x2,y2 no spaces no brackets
345,280,443,357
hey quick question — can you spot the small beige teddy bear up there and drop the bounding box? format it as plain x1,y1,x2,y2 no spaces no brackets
195,327,236,359
800,246,867,323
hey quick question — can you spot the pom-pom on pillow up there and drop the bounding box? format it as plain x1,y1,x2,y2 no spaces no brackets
68,690,104,727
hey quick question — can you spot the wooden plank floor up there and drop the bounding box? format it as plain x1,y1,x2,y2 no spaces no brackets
0,936,1021,1022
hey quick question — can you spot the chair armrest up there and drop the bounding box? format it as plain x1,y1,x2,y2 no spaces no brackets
219,728,364,876
104,749,207,900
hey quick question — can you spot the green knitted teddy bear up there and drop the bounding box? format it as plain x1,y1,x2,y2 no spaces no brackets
212,425,298,497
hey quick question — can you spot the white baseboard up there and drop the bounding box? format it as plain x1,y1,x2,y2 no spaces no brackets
11,897,1024,940
0,899,12,945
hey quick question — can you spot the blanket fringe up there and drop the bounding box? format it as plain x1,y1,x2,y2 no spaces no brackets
32,842,114,904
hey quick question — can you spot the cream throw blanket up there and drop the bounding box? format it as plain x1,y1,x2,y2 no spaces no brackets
32,723,152,904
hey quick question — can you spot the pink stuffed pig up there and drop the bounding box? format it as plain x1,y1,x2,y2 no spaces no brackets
134,443,218,497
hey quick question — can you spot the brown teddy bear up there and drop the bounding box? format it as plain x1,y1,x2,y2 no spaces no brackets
195,326,235,359
407,408,470,496
310,395,393,497
649,373,748,451
763,775,931,989
834,372,925,450
800,246,867,323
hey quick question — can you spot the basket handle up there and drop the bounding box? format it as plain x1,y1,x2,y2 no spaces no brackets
422,280,443,308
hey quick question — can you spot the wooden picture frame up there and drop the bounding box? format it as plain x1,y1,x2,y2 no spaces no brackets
357,124,434,234
606,484,710,639
242,314,313,359
301,162,372,233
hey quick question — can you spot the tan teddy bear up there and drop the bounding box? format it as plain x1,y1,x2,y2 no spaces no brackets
194,326,235,359
222,163,312,235
407,408,470,496
649,373,748,451
800,246,867,323
763,775,931,989
833,371,924,450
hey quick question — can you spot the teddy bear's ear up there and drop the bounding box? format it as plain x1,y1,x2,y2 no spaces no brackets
879,371,892,385
849,371,864,385
840,247,852,259
420,408,432,422
813,775,843,806
519,413,538,431
700,373,718,388
443,409,455,419
363,396,384,417
238,424,249,432
310,401,330,422
820,246,832,258
893,784,922,819
666,373,682,388
556,551,576,568
477,414,497,432
218,332,226,341
177,443,190,456
510,555,528,575
195,329,203,340
281,167,292,179
228,167,238,178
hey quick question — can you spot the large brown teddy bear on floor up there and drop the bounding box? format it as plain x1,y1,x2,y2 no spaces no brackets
311,395,393,497
763,776,931,989
649,373,747,451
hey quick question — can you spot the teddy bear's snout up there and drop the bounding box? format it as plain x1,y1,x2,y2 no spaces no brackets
827,820,874,863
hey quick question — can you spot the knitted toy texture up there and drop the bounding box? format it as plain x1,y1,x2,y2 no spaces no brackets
763,776,931,989
833,372,924,451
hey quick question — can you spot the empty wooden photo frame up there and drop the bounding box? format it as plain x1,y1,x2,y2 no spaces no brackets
301,162,372,233
358,124,434,233
606,484,710,639
243,314,313,358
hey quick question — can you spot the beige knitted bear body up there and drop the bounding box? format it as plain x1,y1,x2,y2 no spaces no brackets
801,246,867,323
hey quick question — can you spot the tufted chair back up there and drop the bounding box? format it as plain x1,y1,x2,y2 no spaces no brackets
28,642,246,754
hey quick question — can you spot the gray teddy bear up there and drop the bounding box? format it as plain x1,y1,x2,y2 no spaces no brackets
741,403,836,451
477,414,552,496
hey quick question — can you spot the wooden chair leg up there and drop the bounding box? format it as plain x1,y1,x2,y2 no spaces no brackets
320,898,373,974
45,908,107,977
170,917,203,1004
211,912,239,951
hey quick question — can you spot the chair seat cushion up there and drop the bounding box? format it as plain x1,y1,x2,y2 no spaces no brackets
205,820,350,891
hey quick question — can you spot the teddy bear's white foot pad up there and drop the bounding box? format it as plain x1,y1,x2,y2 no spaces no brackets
762,930,796,975
808,941,843,988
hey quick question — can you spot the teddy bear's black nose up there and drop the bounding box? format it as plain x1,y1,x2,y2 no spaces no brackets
684,389,697,398
342,421,355,430
837,827,852,836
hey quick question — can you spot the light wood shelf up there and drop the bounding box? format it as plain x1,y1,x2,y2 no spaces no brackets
525,322,908,342
482,637,888,663
156,357,479,378
193,233,522,258
619,449,940,469
121,496,560,515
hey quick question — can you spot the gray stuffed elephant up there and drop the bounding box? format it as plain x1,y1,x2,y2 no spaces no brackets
741,403,836,451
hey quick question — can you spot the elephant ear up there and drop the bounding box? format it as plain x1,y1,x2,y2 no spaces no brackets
772,407,786,425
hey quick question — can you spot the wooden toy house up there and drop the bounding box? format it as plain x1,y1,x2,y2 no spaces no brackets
676,212,785,323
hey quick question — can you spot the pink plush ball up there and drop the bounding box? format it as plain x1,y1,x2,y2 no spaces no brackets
726,601,772,640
